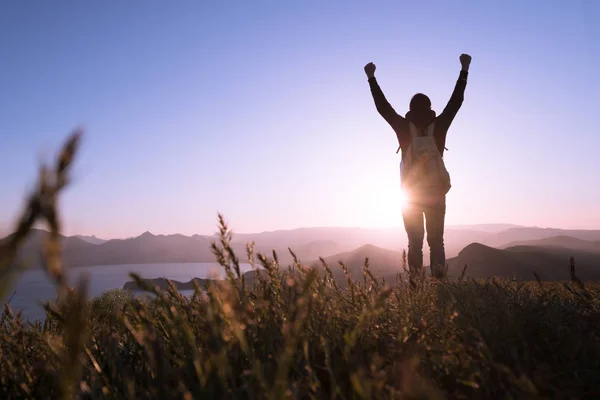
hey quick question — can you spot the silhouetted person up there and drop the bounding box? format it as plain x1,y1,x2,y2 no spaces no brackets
364,54,471,284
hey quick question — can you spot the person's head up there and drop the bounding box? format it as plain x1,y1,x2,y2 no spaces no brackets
409,93,432,113
407,93,435,122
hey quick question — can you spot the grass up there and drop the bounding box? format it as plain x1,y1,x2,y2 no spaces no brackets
1,130,600,399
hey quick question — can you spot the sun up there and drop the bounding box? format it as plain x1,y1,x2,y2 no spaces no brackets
360,183,410,228
398,187,410,210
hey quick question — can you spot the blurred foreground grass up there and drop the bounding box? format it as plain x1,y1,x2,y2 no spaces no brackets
1,130,599,399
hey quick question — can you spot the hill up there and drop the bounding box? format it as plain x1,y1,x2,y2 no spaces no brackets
74,235,107,245
0,229,96,268
122,269,265,291
285,240,349,262
310,244,404,283
446,223,522,233
501,235,600,253
482,227,600,248
229,227,407,254
447,242,600,281
122,277,214,291
504,245,600,279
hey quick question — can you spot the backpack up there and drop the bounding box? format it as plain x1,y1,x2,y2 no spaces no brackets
398,121,451,196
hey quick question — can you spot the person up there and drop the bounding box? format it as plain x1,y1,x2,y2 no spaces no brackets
364,54,471,285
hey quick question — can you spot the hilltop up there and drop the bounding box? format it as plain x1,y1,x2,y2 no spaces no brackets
446,242,600,281
309,244,404,283
306,241,600,283
74,235,107,245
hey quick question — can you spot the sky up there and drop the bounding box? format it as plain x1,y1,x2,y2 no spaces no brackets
1,0,599,239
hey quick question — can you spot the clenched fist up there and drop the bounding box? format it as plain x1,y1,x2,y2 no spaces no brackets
364,62,376,78
460,54,472,71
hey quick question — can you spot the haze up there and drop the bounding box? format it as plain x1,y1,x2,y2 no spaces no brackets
1,1,599,239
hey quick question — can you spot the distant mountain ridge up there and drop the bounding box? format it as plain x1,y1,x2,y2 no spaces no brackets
2,225,600,276
74,235,106,245
446,223,521,233
501,235,600,253
481,227,600,248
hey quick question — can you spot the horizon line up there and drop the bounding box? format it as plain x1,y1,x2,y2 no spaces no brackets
6,223,600,242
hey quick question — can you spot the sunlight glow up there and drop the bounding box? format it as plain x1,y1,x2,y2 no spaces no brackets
359,181,408,229
399,188,410,211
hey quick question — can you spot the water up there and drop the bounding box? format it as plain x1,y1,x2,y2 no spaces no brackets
3,262,255,322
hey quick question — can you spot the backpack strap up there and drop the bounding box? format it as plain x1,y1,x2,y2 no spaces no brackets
426,123,435,137
408,121,435,138
396,122,436,154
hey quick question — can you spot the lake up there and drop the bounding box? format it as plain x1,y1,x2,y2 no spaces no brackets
3,262,255,322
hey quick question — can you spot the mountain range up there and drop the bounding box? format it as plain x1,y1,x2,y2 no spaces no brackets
2,224,599,281
309,240,600,283
74,235,107,245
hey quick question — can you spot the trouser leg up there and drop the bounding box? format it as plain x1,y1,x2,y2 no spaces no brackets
424,196,447,279
402,203,425,288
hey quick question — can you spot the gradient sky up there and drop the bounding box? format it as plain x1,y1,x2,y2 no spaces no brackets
1,1,599,238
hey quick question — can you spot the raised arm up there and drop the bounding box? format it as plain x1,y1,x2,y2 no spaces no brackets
364,62,405,129
437,54,471,129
